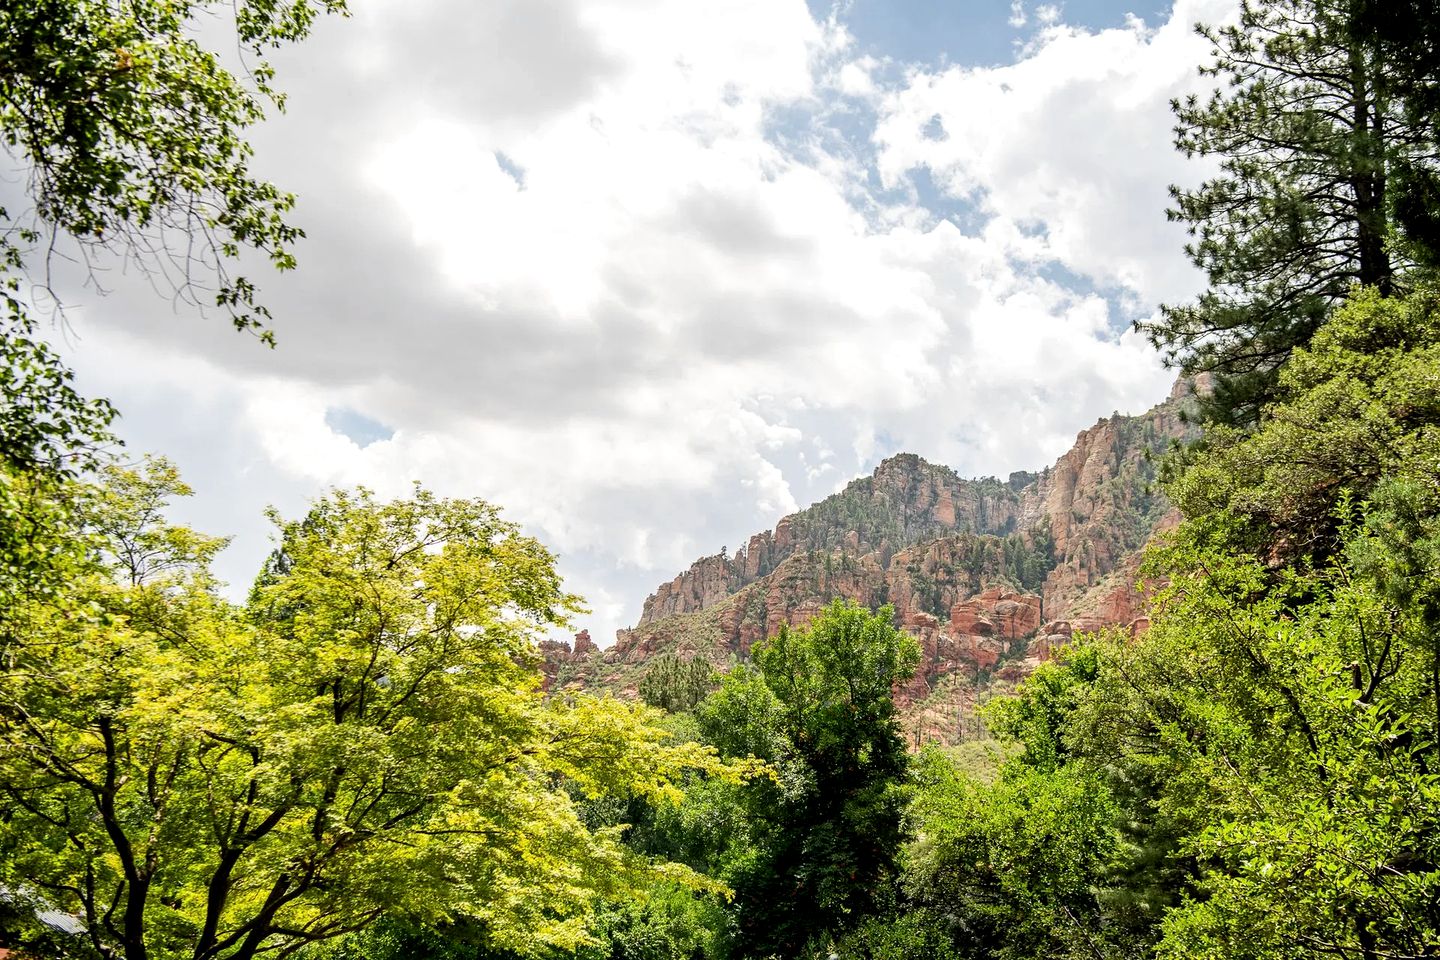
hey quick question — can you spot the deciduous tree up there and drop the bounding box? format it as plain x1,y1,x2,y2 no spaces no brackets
697,600,920,957
0,471,734,960
0,0,346,339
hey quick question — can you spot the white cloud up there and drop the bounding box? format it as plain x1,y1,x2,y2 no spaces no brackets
836,57,880,98
874,0,1231,307
54,0,1224,649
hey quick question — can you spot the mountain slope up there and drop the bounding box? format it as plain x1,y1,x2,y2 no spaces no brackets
639,456,1031,624
546,381,1199,741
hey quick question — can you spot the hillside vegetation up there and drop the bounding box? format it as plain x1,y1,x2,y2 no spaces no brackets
6,1,1440,959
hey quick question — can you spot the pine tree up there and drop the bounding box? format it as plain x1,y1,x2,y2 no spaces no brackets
1140,0,1430,425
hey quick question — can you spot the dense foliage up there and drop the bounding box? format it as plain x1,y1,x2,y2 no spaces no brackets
1140,0,1440,424
0,469,741,960
638,656,718,715
712,601,919,957
9,0,1440,958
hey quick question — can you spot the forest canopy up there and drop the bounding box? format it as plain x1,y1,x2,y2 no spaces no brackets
6,0,1440,957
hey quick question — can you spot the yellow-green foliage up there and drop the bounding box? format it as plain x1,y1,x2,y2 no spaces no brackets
1167,286,1440,559
0,465,748,960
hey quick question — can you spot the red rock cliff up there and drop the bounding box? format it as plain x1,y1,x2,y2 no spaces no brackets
548,382,1201,740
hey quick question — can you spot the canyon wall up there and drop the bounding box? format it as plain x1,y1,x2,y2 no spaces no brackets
547,382,1200,741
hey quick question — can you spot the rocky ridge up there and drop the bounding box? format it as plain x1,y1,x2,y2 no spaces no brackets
639,455,1032,624
547,383,1199,742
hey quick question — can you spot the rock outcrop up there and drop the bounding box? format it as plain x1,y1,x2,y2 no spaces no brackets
572,629,599,656
545,383,1201,743
1018,389,1191,620
639,455,1030,625
537,630,601,689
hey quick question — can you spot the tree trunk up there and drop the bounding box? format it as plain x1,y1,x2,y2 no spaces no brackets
1350,18,1393,293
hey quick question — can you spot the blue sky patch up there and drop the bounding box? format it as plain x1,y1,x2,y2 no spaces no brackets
325,408,395,447
494,151,526,189
814,0,1160,68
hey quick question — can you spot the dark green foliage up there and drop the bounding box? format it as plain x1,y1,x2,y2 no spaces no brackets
1139,0,1428,425
829,909,960,960
904,750,1120,960
1352,0,1440,269
576,885,729,960
695,600,920,958
558,604,925,960
1001,523,1055,593
638,655,719,714
299,918,498,960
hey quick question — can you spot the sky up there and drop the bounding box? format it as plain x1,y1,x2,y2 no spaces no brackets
41,0,1234,646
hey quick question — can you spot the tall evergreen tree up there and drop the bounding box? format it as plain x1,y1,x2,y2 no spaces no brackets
1140,0,1427,425
638,655,719,714
1353,0,1440,269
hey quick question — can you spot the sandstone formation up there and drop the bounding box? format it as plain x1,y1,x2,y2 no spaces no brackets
639,454,1029,625
1018,387,1191,621
572,629,599,656
545,383,1202,743
537,630,601,689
